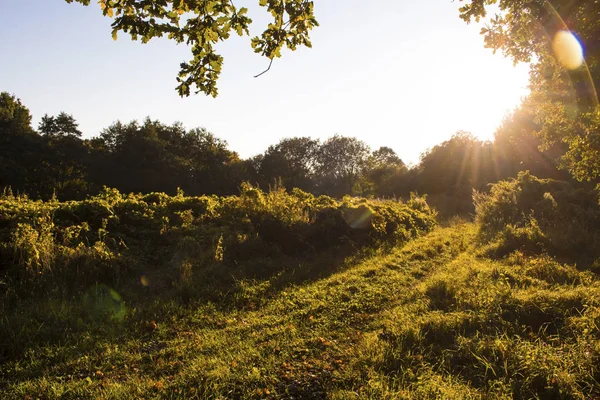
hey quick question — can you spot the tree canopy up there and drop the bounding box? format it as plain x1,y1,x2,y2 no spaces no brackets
459,0,600,182
63,0,600,185
66,0,318,97
9,0,600,213
39,112,83,138
0,89,573,217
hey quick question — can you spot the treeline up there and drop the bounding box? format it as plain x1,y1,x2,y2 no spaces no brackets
0,92,568,211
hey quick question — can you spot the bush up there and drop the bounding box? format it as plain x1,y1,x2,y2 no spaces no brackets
0,184,437,299
474,171,600,265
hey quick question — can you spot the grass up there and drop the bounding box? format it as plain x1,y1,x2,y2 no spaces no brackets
1,221,600,399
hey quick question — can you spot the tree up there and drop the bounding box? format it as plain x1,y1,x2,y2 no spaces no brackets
0,95,90,199
39,112,83,138
66,0,319,97
256,137,320,192
365,147,407,198
314,135,370,197
90,119,243,195
0,92,34,135
492,104,568,181
417,131,493,194
38,113,89,199
183,127,246,195
370,146,404,168
459,0,600,182
0,93,46,196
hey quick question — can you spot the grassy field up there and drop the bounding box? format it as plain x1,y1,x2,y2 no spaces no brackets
2,219,599,399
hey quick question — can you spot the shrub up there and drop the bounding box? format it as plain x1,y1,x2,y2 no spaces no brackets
0,185,437,299
474,171,600,265
11,217,55,277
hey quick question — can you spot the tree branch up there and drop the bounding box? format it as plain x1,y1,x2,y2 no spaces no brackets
254,59,274,78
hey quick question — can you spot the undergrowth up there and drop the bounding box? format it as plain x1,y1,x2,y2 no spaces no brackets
0,185,435,364
473,171,600,268
1,183,599,399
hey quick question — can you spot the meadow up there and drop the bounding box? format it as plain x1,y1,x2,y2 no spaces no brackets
3,0,600,398
1,174,600,399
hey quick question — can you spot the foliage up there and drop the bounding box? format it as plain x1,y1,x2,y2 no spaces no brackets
252,137,320,193
314,135,371,197
0,92,34,134
537,106,600,182
65,0,319,97
415,132,502,217
251,136,413,199
0,185,436,301
418,131,494,194
39,112,82,138
0,91,570,218
459,0,600,182
493,105,569,181
474,171,600,264
91,119,245,196
0,93,48,198
364,146,408,198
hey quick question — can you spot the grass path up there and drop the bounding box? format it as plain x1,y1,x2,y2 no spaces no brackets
4,222,600,399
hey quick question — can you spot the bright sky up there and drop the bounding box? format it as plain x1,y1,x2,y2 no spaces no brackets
0,0,530,165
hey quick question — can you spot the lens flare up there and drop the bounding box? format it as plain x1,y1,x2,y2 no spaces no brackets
140,275,150,286
83,284,126,321
553,30,584,70
342,205,373,230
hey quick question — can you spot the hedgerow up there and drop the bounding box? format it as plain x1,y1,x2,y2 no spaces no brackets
0,185,437,299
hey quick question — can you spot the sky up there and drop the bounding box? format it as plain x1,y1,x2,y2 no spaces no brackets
0,0,531,165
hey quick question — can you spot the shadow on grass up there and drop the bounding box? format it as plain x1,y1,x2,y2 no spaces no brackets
0,241,381,374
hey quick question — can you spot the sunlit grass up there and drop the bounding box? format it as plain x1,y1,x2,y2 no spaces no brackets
2,221,600,398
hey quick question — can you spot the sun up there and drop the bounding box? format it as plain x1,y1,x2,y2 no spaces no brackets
457,59,531,142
